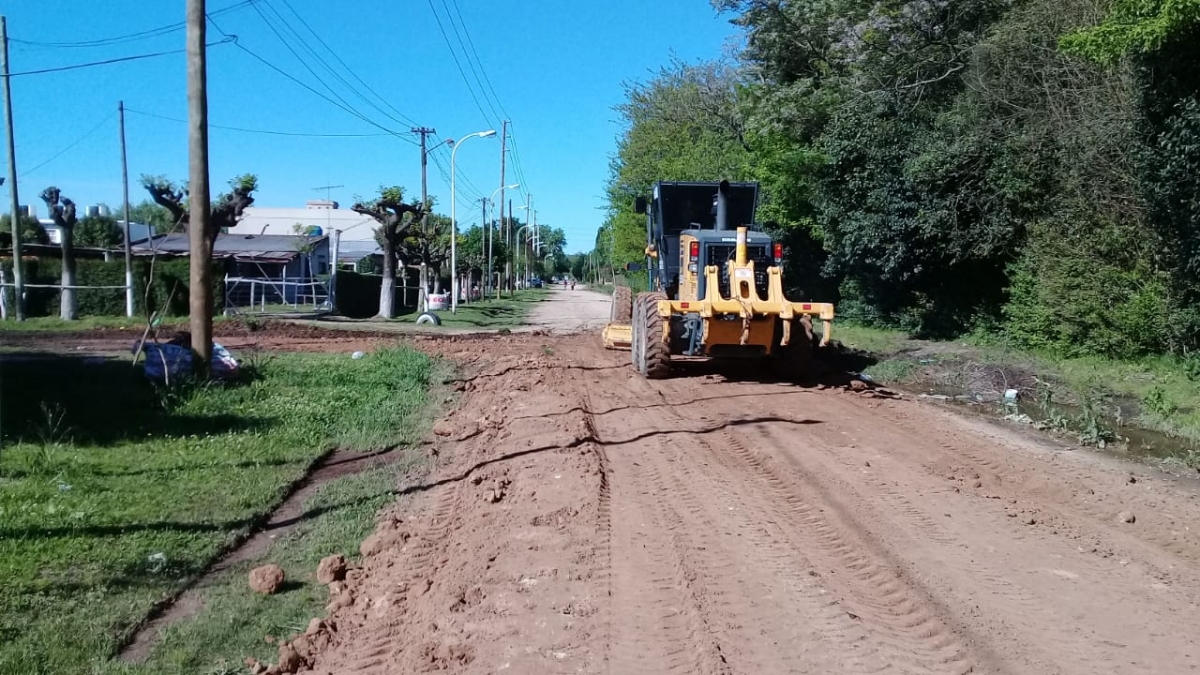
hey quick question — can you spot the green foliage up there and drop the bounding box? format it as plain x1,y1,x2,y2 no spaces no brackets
75,215,122,248
1061,0,1200,64
0,257,225,318
0,215,50,247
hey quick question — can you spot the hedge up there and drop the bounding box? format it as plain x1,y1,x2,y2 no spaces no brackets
334,271,422,318
0,257,225,318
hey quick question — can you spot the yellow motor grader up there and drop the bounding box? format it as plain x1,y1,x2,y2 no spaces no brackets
602,180,834,380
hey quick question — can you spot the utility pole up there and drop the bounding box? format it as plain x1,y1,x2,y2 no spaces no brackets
1,16,24,321
497,120,508,297
119,101,134,317
411,126,435,310
186,0,213,374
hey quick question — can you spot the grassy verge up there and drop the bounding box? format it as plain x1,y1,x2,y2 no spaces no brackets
0,346,441,674
422,288,549,329
832,323,1200,468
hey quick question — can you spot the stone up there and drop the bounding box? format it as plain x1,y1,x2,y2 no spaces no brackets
1118,511,1136,524
249,565,286,595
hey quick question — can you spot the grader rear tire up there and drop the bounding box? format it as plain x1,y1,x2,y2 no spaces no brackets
611,286,633,324
634,292,670,379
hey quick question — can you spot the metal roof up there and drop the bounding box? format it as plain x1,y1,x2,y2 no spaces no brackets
132,233,328,263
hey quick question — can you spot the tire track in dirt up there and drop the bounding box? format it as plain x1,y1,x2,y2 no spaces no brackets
641,379,993,675
865,402,1200,591
878,404,1200,558
721,386,1200,674
648,423,893,674
588,382,730,675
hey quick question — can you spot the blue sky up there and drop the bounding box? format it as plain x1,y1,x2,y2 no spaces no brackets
3,0,741,253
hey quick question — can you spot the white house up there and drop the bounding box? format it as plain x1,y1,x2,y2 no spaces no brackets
227,200,382,244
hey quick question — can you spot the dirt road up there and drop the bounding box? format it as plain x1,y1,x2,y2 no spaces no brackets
286,329,1200,675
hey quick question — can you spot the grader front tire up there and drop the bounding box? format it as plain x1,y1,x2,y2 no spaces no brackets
635,292,671,379
611,286,633,324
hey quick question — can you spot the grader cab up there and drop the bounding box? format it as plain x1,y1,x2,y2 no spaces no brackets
602,180,834,380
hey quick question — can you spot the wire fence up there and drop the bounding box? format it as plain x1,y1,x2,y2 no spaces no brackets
222,275,331,315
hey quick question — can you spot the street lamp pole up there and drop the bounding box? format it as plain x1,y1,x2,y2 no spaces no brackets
450,129,496,313
486,183,518,299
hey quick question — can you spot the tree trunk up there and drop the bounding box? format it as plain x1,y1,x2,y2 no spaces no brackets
378,251,396,319
59,227,77,320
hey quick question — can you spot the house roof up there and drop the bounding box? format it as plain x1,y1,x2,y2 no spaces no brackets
228,206,379,242
132,232,328,263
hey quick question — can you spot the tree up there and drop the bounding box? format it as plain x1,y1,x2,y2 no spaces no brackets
352,186,425,318
39,187,79,320
400,212,452,294
0,215,49,248
75,214,122,248
142,174,257,249
1060,0,1200,64
128,199,177,234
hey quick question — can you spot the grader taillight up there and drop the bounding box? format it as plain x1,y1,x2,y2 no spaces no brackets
689,241,699,262
773,242,783,265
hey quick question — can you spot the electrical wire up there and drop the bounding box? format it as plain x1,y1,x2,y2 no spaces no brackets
9,0,257,49
125,108,392,137
425,0,493,127
447,0,511,121
205,13,418,146
19,111,116,178
5,37,236,77
438,0,503,123
255,0,416,131
275,0,421,129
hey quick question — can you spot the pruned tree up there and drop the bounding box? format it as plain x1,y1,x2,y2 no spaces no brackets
352,186,426,318
141,173,257,246
39,187,79,320
399,211,452,298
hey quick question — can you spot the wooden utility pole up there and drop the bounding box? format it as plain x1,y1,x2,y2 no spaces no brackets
119,101,134,317
186,0,213,374
1,16,24,321
497,120,508,297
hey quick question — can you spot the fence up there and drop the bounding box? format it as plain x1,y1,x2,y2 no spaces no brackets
222,275,331,314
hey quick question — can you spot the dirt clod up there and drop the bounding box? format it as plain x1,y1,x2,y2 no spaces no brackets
249,565,286,595
317,555,348,585
277,644,303,673
1119,511,1137,524
433,420,456,437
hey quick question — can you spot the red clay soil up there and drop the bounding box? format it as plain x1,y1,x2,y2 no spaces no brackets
263,333,1200,675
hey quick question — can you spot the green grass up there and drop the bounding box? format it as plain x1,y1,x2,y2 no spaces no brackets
0,314,243,333
424,289,549,329
0,346,441,674
829,323,908,355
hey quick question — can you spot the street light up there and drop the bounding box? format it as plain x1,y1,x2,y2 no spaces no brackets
450,129,496,313
486,183,519,298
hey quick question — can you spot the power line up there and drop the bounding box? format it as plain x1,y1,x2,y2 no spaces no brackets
275,0,421,128
204,13,417,146
9,0,257,49
425,0,493,127
20,111,116,178
447,0,511,121
438,0,502,123
5,36,236,77
125,107,392,137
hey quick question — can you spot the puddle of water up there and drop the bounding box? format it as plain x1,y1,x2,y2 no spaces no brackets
904,379,1195,462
